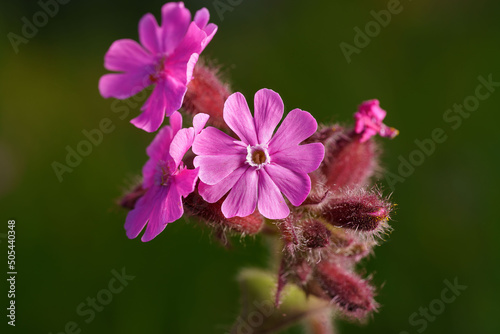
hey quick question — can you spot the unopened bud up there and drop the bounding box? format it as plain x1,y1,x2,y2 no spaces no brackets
321,190,391,233
302,219,331,249
314,261,378,318
321,128,379,192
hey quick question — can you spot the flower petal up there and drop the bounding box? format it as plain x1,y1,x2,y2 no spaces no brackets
192,127,245,156
198,165,249,203
124,185,159,240
143,126,176,188
104,39,154,72
141,159,158,189
192,8,217,50
265,164,311,206
142,184,181,242
169,111,183,135
169,127,195,168
360,128,377,143
193,8,209,29
169,113,209,168
167,22,205,84
163,74,189,117
98,72,151,99
173,168,199,198
271,143,325,174
141,169,199,242
201,23,217,51
253,89,284,145
161,2,192,54
193,113,210,134
359,99,386,120
167,51,199,86
222,169,258,218
145,125,174,159
223,92,258,145
257,169,290,219
194,154,246,185
268,109,318,154
133,74,188,132
131,83,167,132
139,13,161,54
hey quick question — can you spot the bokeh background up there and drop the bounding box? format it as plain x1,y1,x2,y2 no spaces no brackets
1,0,499,333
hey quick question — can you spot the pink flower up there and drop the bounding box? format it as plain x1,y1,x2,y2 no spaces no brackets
99,2,217,133
192,89,325,220
125,112,209,242
354,99,399,142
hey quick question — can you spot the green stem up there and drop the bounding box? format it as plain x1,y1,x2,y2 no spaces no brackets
304,309,335,334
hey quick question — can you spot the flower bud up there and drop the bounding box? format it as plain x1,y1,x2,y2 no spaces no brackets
182,61,231,129
302,219,331,249
320,190,391,234
321,128,379,192
313,261,378,318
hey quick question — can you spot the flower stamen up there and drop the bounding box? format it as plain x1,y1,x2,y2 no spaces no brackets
252,150,267,164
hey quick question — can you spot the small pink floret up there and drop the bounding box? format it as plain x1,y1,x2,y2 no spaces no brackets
354,99,399,142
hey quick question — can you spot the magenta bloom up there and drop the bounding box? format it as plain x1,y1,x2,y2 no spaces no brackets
354,99,399,142
99,2,217,133
192,89,325,220
125,112,209,242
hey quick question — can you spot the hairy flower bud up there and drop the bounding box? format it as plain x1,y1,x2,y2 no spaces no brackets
302,219,331,249
313,261,378,318
320,190,391,234
306,124,379,194
182,61,231,129
321,129,379,192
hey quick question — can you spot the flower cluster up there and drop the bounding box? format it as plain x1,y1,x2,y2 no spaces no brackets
99,2,399,333
99,2,216,132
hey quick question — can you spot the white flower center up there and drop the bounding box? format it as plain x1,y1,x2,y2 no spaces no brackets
246,145,270,169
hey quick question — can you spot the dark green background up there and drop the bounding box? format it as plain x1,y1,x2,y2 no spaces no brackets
1,0,499,333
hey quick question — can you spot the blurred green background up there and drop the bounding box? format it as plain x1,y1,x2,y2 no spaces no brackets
1,0,499,333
